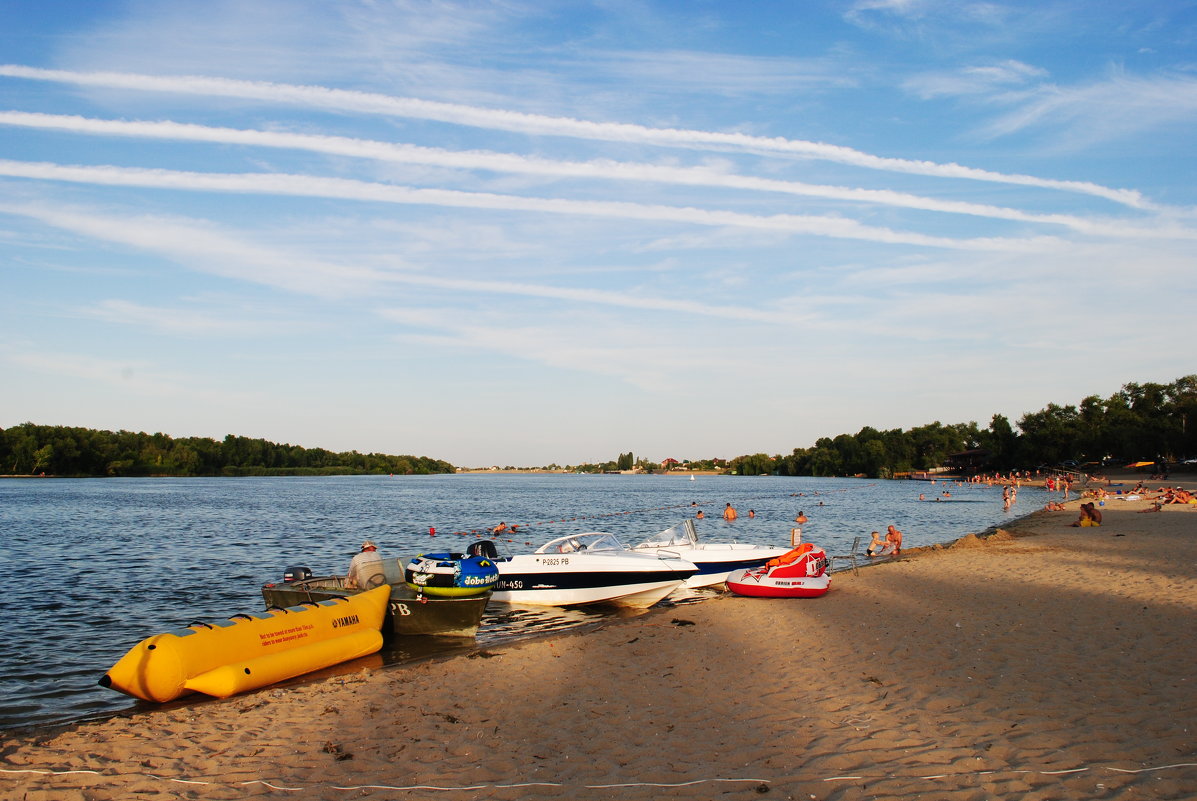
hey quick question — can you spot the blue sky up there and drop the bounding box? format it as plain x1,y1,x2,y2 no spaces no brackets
1,0,1194,467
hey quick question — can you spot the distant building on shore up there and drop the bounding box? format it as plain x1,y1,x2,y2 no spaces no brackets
944,449,992,475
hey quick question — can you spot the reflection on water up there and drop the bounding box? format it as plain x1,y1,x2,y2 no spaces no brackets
0,474,1041,732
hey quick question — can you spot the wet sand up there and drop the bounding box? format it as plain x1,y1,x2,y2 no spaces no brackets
3,487,1195,800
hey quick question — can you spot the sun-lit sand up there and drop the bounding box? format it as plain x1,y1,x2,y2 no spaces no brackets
3,481,1195,801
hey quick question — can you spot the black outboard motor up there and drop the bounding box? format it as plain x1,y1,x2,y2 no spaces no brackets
466,540,499,559
283,565,312,583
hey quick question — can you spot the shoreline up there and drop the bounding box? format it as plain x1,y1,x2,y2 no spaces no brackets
3,494,1195,800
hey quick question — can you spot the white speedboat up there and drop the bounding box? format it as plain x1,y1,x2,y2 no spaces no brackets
467,533,697,608
631,519,789,589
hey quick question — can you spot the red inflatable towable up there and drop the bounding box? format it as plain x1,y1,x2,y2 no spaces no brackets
725,543,830,598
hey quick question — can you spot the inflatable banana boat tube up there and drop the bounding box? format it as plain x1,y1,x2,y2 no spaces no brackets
100,584,390,702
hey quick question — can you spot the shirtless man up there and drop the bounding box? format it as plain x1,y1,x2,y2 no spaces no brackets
723,502,738,521
885,525,903,556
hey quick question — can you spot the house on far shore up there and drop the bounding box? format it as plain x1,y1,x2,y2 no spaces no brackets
660,457,680,470
944,448,992,474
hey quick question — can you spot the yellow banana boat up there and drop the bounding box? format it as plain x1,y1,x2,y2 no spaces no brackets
100,584,390,702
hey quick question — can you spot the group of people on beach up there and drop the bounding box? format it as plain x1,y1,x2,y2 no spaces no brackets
1041,476,1196,523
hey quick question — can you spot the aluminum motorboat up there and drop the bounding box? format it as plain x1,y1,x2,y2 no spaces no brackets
468,533,698,608
261,553,490,638
630,519,789,588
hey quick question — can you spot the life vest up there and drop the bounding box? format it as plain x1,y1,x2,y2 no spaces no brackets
764,544,828,578
766,543,814,567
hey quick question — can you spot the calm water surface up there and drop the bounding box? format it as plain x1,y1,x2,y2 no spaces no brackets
0,473,1043,731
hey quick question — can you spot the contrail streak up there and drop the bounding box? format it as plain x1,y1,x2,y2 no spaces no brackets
0,64,1150,208
0,110,1170,237
0,158,1062,252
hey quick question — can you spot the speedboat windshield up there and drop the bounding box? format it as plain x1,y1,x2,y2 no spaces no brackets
535,532,627,554
634,520,699,550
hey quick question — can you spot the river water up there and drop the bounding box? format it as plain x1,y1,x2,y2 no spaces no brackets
0,473,1042,731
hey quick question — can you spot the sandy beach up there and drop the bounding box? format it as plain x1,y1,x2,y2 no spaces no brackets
3,482,1195,801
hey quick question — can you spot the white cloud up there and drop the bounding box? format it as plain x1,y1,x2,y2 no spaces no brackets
379,306,746,392
0,199,389,298
0,344,257,404
979,70,1197,146
0,199,797,324
580,49,857,95
903,59,1049,98
83,299,285,336
845,0,1013,32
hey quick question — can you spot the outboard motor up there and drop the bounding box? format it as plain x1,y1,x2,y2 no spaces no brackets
283,565,312,583
466,540,500,559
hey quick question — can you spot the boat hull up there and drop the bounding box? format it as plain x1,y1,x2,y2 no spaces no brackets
725,571,831,598
489,556,695,608
634,543,790,588
489,573,686,608
101,585,390,702
262,578,489,638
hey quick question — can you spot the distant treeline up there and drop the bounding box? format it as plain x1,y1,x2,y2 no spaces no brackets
0,424,455,477
728,375,1197,478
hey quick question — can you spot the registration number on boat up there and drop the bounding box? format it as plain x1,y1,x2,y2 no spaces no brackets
537,558,569,566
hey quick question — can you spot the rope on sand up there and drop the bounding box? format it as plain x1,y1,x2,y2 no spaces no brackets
1106,762,1197,774
823,762,1197,783
6,762,1197,791
328,778,769,790
0,768,766,791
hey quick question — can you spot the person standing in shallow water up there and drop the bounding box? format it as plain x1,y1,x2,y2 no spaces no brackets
723,502,737,521
795,511,808,524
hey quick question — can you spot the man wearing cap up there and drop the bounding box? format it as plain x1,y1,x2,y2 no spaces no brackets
346,540,386,589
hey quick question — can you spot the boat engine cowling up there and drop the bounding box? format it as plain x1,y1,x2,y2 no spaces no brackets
283,565,312,583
